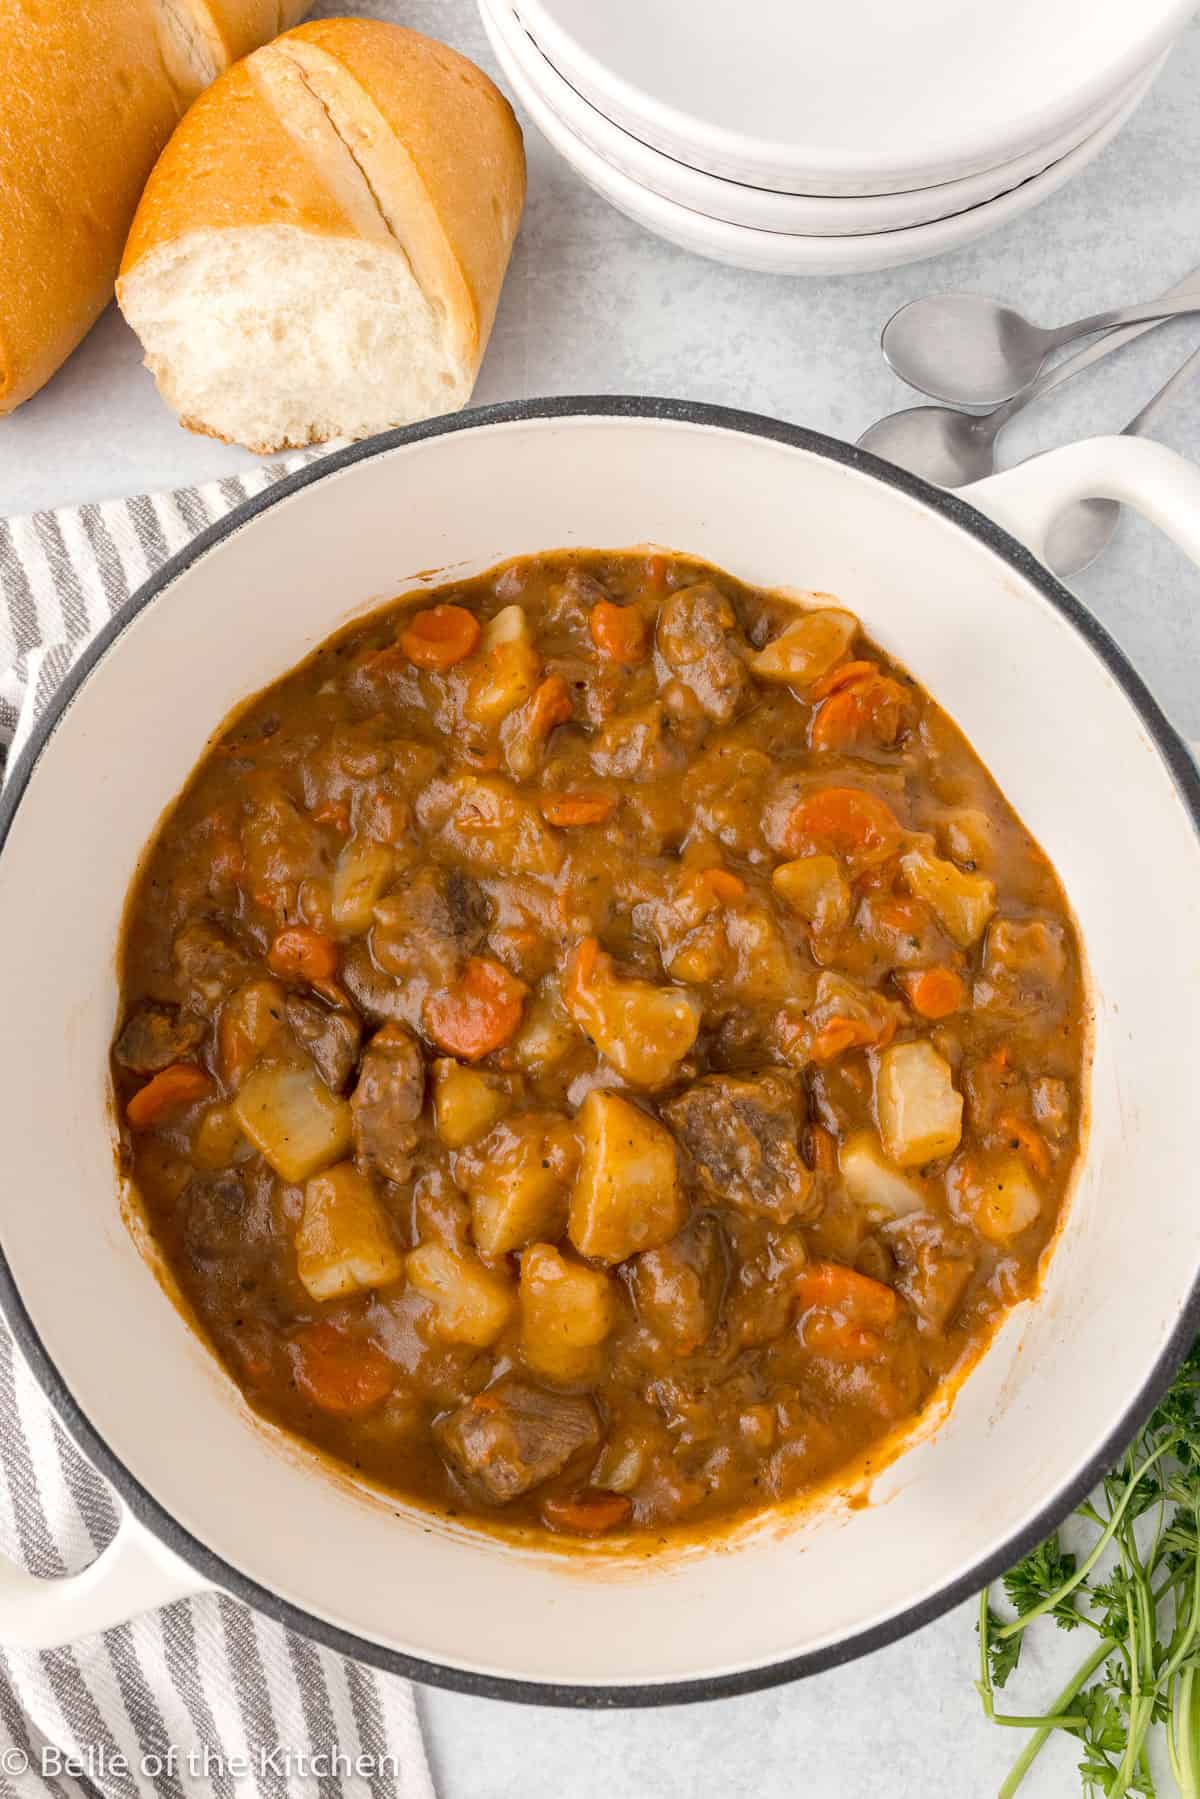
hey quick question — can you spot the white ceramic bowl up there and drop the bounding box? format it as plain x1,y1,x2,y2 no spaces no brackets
481,0,1162,276
515,0,1195,194
486,0,1162,237
2,403,1200,1701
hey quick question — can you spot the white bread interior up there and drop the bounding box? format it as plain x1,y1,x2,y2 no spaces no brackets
151,0,223,99
0,0,311,414
120,226,471,453
117,22,524,453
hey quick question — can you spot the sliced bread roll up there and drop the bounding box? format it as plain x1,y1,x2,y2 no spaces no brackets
158,1,313,96
117,21,527,453
0,0,310,415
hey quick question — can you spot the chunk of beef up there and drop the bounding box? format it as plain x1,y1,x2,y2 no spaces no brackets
351,1022,426,1185
655,583,749,724
543,653,625,727
285,994,362,1093
239,778,323,917
590,702,685,782
372,865,490,985
886,1214,976,1332
544,566,611,639
436,1379,600,1504
340,941,411,1026
630,1215,727,1354
975,917,1069,1022
172,920,252,1007
664,1071,815,1221
181,1169,271,1270
114,1003,206,1074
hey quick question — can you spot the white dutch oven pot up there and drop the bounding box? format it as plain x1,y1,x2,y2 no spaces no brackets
2,401,1200,1704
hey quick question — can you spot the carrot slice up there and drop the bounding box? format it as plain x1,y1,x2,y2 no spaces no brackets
540,791,616,827
399,604,481,670
526,674,573,739
783,786,902,869
692,867,745,904
291,1323,395,1416
589,598,648,665
802,1312,886,1363
875,897,928,933
564,936,603,1009
794,1260,899,1331
805,1021,881,1057
267,925,339,984
126,1063,214,1130
541,1490,633,1535
810,673,914,753
997,1110,1052,1179
808,659,880,700
900,966,966,1019
678,865,747,916
424,956,528,1061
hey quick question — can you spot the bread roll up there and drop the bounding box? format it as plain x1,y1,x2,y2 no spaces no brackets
117,21,527,454
159,2,313,93
0,0,309,416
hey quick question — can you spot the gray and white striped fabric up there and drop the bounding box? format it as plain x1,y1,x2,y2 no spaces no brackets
0,461,435,1799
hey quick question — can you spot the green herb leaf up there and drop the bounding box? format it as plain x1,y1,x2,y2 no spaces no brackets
1002,1533,1081,1631
974,1335,1200,1797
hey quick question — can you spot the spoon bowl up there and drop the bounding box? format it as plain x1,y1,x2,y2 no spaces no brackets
883,289,1200,405
881,294,1050,405
857,405,1000,487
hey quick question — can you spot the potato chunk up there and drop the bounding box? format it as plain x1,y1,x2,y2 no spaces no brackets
433,1060,510,1149
467,608,541,727
840,1131,927,1217
296,1163,405,1301
407,1242,516,1346
482,603,531,651
569,1091,685,1264
331,837,395,936
563,938,701,1087
461,1115,573,1256
520,1243,615,1382
901,845,996,948
218,978,288,1087
875,1041,963,1167
948,1155,1041,1243
771,853,851,934
233,1065,352,1183
750,607,857,686
192,1103,246,1170
436,774,563,878
512,979,581,1076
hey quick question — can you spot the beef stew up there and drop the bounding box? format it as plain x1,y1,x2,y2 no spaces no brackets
112,549,1087,1541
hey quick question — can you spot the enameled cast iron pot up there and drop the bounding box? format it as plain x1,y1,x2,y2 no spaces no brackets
2,400,1200,1705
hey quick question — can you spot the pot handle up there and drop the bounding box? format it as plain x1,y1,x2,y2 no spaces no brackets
962,434,1200,567
0,1503,209,1648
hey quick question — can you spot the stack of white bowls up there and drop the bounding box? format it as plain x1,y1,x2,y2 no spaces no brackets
478,0,1195,274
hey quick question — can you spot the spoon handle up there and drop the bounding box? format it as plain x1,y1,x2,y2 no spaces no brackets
1125,343,1200,438
991,269,1200,430
1046,296,1200,351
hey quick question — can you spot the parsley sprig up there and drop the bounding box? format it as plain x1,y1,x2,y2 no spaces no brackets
975,1341,1200,1796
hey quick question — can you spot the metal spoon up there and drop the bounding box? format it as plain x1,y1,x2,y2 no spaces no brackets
1044,343,1200,577
859,268,1200,485
882,289,1200,404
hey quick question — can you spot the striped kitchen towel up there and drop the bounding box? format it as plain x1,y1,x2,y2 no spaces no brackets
0,461,436,1799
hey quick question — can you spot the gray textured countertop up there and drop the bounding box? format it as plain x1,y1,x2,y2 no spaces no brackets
3,4,1198,1793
